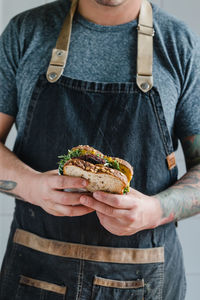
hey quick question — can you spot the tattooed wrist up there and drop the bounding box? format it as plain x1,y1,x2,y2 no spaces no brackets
155,164,200,222
156,188,200,221
0,180,17,190
181,135,200,170
0,180,23,200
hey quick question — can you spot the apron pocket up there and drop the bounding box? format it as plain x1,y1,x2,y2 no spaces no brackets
15,275,67,300
91,276,144,300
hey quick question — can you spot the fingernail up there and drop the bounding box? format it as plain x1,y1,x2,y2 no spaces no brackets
93,192,101,199
82,180,88,187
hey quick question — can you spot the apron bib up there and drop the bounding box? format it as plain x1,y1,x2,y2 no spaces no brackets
0,1,186,299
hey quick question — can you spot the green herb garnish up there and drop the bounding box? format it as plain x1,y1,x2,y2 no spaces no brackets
105,159,120,171
112,160,120,170
123,186,129,194
58,149,82,175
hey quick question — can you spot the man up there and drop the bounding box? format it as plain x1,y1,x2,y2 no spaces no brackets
0,0,199,299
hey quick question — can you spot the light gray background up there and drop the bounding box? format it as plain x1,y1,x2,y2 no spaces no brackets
0,0,199,299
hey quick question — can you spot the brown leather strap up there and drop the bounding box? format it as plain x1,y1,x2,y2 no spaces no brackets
14,229,164,264
46,0,78,83
137,0,154,93
46,0,154,89
93,277,144,289
20,275,67,295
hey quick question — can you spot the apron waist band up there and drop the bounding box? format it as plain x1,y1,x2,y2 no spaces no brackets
13,229,164,264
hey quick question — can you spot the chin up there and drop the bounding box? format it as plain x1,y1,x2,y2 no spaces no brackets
94,0,126,7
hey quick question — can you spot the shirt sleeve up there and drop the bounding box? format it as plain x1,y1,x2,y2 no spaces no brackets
0,19,20,117
174,38,200,139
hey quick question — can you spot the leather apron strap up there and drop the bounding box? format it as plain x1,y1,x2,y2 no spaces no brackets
46,0,154,94
137,0,154,92
46,0,78,82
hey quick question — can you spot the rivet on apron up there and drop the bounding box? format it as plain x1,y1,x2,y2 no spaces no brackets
48,72,58,80
56,50,64,56
141,82,150,91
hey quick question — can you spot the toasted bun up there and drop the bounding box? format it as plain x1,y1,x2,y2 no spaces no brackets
63,159,128,194
71,145,133,177
113,157,133,177
71,145,103,157
112,157,133,182
60,145,133,194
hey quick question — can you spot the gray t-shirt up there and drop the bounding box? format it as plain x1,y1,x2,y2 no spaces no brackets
0,0,200,148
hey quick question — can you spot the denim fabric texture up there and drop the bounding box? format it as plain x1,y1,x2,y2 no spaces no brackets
0,74,186,299
0,0,190,299
0,1,200,143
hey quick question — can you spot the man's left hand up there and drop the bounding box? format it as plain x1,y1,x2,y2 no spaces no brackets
80,188,170,236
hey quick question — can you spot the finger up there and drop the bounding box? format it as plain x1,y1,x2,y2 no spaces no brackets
46,169,59,175
96,212,123,235
46,202,94,217
80,195,129,218
50,191,91,206
48,175,88,190
93,191,135,209
97,212,138,236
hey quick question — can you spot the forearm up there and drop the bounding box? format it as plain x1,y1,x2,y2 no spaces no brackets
155,163,200,223
0,142,38,200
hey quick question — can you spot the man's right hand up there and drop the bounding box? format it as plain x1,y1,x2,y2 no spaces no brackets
22,170,93,217
0,113,93,217
23,170,94,217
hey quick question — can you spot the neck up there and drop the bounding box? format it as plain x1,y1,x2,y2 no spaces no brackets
78,0,142,26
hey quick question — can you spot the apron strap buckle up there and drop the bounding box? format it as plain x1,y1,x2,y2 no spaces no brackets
137,24,155,37
46,48,68,83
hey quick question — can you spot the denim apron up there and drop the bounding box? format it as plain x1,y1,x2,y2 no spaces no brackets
0,0,186,299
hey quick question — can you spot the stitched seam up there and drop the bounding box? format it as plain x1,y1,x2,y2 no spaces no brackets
93,277,144,289
91,281,96,300
59,83,141,94
158,263,164,300
78,260,84,300
75,259,84,300
75,260,82,300
19,275,66,294
41,75,146,95
22,80,46,147
149,92,169,156
40,288,44,300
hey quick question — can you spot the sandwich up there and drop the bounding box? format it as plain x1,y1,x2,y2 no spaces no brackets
58,145,133,194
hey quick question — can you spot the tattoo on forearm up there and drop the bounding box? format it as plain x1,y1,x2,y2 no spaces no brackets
181,135,200,170
156,135,200,222
156,164,200,222
0,180,17,190
0,180,23,200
